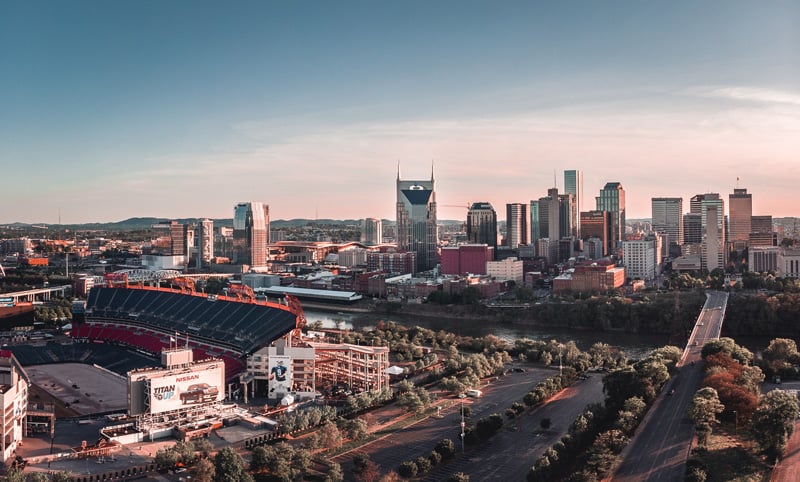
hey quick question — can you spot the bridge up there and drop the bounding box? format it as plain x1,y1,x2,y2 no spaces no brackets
0,285,72,303
612,291,729,482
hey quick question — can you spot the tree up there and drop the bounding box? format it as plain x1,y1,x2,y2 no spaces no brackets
434,438,456,459
763,338,799,374
194,458,216,482
398,461,418,478
318,421,343,452
24,473,49,482
51,473,73,482
751,389,800,458
688,387,725,448
213,447,254,482
4,468,24,482
448,473,470,482
325,462,344,482
155,447,180,468
343,417,369,441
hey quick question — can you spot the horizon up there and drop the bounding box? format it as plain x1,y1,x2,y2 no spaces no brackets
2,1,798,224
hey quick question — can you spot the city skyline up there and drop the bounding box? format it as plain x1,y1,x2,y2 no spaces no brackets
2,1,798,224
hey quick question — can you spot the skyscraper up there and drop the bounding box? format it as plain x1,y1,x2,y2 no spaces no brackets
596,182,626,251
729,188,752,249
529,200,540,244
580,210,613,256
233,202,270,266
564,170,583,237
505,203,528,248
694,193,726,270
396,166,438,271
467,202,498,251
651,197,684,246
197,218,214,269
558,192,575,239
361,218,383,245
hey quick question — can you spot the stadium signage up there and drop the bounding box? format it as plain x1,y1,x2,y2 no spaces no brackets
153,385,176,401
176,374,200,383
147,362,224,414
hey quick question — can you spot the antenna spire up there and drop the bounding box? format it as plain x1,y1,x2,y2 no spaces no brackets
397,160,401,181
431,159,435,181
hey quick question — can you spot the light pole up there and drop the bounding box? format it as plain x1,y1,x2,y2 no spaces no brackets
460,401,465,453
733,410,738,434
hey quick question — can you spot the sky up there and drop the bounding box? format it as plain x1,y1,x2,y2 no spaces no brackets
1,0,798,224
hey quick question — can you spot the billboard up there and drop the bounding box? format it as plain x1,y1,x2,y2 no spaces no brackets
268,355,292,397
146,361,224,414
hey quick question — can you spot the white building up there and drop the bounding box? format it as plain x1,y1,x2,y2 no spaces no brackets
486,257,524,284
779,248,800,278
750,246,780,273
337,247,367,267
0,352,28,463
622,239,657,281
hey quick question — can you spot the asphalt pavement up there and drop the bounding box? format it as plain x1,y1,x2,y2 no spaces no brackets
612,291,728,482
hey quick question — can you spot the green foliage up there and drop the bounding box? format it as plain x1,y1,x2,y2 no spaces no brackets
434,438,456,459
325,462,344,482
397,460,418,477
193,458,215,482
688,387,725,448
701,337,754,365
447,473,470,482
213,447,253,482
750,389,800,458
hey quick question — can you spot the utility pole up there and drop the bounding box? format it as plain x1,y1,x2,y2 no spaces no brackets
460,401,465,453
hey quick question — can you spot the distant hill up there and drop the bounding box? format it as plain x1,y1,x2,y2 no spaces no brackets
2,217,472,231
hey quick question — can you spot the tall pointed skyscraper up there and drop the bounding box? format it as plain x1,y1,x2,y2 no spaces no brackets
396,165,438,271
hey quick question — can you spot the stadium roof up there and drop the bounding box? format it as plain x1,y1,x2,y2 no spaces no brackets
255,286,362,303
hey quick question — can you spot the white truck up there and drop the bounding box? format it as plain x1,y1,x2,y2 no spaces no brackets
466,389,483,398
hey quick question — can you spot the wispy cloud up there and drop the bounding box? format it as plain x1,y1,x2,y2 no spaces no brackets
692,86,800,106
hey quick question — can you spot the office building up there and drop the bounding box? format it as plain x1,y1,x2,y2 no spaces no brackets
779,248,800,278
367,250,417,275
694,193,726,270
729,188,752,250
651,197,684,246
623,238,657,281
564,170,583,237
233,202,270,266
396,167,438,271
486,257,524,284
529,200,541,245
749,215,775,247
596,182,626,251
559,192,575,240
361,218,383,245
750,246,779,273
505,203,528,248
553,263,626,294
197,218,214,269
683,213,702,245
467,202,498,251
441,244,493,275
580,211,613,257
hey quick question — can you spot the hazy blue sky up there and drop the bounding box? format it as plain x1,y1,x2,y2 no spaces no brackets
1,1,798,223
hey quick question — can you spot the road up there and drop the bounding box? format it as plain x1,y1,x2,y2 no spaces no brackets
612,291,728,482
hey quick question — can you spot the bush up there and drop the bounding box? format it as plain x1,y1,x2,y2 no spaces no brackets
415,456,432,473
398,461,418,478
435,438,456,459
448,473,470,482
429,450,443,466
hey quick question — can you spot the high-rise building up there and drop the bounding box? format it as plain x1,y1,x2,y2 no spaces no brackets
564,170,583,237
750,215,775,247
580,211,613,257
546,188,560,241
467,202,498,251
361,218,383,245
729,188,752,249
623,238,657,281
233,202,270,266
197,218,214,269
558,192,575,239
683,213,702,245
651,197,684,246
696,193,726,270
596,182,626,251
536,196,551,246
396,166,438,271
529,200,540,244
505,203,528,248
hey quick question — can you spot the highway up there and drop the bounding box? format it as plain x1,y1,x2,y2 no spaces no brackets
612,291,728,482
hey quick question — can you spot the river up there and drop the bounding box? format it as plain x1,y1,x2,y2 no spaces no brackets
304,309,671,359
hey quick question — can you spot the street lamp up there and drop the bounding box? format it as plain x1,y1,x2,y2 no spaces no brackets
733,410,738,434
460,401,466,453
